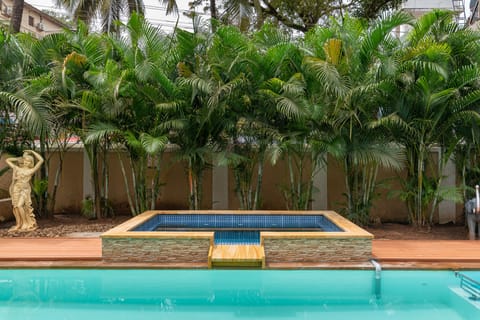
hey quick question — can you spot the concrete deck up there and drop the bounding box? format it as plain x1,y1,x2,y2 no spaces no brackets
0,238,479,269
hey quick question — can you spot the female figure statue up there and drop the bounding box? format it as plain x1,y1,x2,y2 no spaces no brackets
6,150,44,232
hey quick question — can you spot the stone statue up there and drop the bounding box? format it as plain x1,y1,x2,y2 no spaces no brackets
6,150,44,232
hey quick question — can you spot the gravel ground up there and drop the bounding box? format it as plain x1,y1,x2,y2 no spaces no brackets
365,222,468,240
0,214,129,238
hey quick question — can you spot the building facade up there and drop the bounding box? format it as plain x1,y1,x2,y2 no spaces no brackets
403,0,466,25
0,0,66,37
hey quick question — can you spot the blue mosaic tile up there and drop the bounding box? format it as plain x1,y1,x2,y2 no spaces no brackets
214,231,260,245
134,213,344,232
266,215,282,228
319,215,343,231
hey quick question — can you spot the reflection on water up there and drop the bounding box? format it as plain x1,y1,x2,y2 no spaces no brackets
0,269,478,320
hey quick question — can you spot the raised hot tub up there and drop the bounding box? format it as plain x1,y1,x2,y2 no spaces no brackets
101,210,373,267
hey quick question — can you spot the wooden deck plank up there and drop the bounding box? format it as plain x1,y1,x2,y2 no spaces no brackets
0,238,480,268
372,240,480,262
0,238,102,261
210,245,264,262
210,245,265,267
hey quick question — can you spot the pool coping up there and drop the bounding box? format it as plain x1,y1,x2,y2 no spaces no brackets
101,210,374,239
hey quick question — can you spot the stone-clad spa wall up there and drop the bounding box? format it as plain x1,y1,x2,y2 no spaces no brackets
102,237,212,263
263,238,372,263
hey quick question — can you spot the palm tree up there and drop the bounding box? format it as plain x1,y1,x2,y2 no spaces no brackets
208,24,300,210
303,12,410,224
9,0,25,33
54,23,114,218
55,0,145,33
0,57,54,217
377,10,480,227
251,26,316,210
86,13,172,215
166,27,222,209
1,29,100,217
0,27,25,158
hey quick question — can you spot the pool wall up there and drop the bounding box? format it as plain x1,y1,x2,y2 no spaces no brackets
101,210,373,266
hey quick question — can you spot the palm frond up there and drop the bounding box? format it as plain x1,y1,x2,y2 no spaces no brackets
453,89,480,113
347,142,404,171
140,133,168,154
372,114,419,142
283,73,306,96
450,65,480,88
400,60,448,80
157,119,185,132
161,0,178,15
80,90,102,114
0,92,52,137
436,110,480,138
360,11,412,67
302,56,348,97
179,75,213,95
156,100,185,113
253,22,291,48
208,74,246,109
85,122,121,144
407,9,454,45
276,96,305,120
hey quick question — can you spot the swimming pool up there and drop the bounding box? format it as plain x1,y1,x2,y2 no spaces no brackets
0,269,478,319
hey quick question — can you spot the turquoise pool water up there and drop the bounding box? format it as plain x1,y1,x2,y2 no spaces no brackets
0,269,478,319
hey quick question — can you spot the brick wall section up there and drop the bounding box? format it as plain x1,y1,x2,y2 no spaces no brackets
102,238,211,263
263,238,372,263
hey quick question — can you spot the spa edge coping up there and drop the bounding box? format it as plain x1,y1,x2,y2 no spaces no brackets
100,210,374,240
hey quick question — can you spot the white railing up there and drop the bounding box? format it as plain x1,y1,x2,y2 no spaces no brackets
455,272,480,301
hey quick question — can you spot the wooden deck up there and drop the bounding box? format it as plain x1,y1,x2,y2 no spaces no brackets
0,238,480,269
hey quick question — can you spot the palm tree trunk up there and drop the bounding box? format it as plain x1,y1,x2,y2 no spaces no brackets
416,146,425,227
150,155,162,210
92,146,101,219
210,0,218,32
10,0,24,33
102,143,110,217
253,0,264,29
48,149,65,216
287,153,295,209
253,151,265,210
117,151,136,216
38,137,48,217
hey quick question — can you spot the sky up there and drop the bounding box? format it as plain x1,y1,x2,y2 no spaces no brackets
26,0,198,32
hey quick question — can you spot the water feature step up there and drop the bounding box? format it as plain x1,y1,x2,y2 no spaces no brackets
209,245,265,268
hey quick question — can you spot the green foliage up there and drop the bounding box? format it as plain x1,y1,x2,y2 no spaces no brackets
376,10,480,226
81,196,95,219
2,9,480,227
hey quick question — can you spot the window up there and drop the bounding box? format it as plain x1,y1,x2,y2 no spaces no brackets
28,16,34,27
